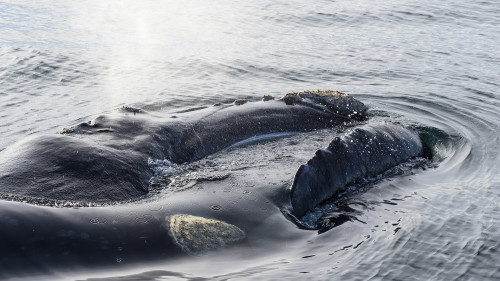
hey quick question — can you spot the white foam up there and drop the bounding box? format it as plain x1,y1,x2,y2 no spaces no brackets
148,158,180,176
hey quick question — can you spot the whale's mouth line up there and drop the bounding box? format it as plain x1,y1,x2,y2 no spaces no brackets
224,131,299,150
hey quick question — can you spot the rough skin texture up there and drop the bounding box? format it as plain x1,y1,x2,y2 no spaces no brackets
281,90,367,120
168,214,246,255
290,122,423,218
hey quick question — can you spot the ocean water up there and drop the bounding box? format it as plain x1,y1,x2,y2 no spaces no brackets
0,0,499,280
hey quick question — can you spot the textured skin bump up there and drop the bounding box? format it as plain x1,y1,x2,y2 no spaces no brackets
167,214,246,255
281,90,367,120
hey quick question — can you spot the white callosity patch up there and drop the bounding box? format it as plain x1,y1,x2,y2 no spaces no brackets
167,214,246,256
281,90,367,119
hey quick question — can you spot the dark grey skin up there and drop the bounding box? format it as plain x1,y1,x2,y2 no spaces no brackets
288,122,424,218
0,93,366,203
0,92,425,278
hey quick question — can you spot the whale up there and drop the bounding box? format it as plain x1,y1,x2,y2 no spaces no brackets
0,90,366,204
0,91,425,278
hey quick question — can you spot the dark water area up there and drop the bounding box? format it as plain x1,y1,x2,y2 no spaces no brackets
0,0,499,280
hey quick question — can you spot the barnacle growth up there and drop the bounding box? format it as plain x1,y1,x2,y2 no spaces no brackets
167,214,246,255
281,90,367,119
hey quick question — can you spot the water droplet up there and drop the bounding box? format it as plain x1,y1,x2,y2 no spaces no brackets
210,205,222,211
90,217,106,224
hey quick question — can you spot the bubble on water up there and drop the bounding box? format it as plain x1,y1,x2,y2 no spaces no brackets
210,205,222,211
90,217,107,224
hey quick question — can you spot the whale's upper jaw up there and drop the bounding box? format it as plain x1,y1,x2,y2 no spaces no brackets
0,91,368,204
166,94,368,164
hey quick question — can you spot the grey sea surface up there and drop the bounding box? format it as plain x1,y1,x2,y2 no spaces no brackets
0,0,499,280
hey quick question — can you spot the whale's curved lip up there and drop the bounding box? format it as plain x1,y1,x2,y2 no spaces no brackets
225,131,298,150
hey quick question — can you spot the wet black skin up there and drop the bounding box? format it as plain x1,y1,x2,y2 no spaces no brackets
0,98,361,203
289,122,423,218
0,95,424,278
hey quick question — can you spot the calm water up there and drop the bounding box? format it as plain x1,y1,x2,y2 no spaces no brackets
0,0,499,280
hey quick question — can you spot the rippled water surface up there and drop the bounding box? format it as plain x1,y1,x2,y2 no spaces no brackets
0,0,499,280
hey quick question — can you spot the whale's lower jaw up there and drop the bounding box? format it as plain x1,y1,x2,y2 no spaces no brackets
289,122,423,218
